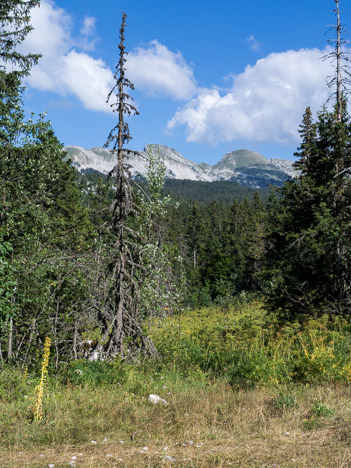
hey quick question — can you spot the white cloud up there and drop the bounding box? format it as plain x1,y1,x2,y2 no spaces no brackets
21,1,196,111
22,0,113,112
126,40,197,100
80,16,96,37
246,35,261,52
19,0,340,148
168,48,334,145
22,0,72,59
78,16,98,51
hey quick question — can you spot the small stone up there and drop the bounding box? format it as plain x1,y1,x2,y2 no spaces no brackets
68,462,76,466
103,437,108,442
71,456,77,460
90,440,97,444
163,447,168,451
163,455,177,462
39,454,44,457
148,394,168,405
180,443,187,447
106,454,113,458
284,432,290,436
142,446,148,451
188,440,194,445
48,465,55,468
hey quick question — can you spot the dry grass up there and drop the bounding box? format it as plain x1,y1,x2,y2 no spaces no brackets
2,382,351,467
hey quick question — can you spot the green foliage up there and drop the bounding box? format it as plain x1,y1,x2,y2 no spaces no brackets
61,360,129,387
272,390,297,411
311,400,335,417
165,192,268,305
0,0,41,145
150,302,351,386
135,150,186,318
0,236,18,326
0,1,95,363
264,105,351,319
163,179,270,204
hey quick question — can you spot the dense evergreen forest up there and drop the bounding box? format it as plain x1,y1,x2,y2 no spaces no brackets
1,0,351,367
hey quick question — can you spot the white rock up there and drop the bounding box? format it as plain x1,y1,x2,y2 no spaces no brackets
47,465,55,468
163,455,177,462
90,440,97,444
148,394,168,405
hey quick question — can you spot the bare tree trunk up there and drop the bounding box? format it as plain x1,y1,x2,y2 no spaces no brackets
73,312,78,360
335,0,342,122
0,331,3,362
7,316,13,359
54,300,59,369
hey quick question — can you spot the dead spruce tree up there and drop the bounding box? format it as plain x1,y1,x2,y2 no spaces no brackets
322,0,351,181
100,13,157,359
323,0,351,122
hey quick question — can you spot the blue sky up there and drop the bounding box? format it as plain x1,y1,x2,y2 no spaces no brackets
21,0,351,164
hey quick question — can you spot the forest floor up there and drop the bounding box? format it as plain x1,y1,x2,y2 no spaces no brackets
2,381,351,468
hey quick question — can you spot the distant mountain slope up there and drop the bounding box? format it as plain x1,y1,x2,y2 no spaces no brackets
65,144,296,188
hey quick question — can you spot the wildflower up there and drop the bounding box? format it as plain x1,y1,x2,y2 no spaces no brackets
33,337,51,421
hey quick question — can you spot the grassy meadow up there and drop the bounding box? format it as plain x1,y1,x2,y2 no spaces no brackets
2,300,351,467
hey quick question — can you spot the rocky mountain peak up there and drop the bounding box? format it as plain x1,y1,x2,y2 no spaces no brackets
65,144,296,188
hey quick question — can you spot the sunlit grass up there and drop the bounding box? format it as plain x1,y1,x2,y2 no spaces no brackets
2,301,351,466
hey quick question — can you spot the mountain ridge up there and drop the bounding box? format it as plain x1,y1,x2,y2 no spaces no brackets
65,144,296,188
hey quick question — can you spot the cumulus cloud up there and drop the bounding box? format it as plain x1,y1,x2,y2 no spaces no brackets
126,40,197,100
21,0,113,112
21,1,196,111
168,48,334,145
21,0,72,59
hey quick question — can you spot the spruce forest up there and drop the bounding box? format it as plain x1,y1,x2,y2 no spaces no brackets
3,1,351,467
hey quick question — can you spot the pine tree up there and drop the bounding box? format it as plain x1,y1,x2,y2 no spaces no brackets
293,107,317,175
0,0,41,144
264,105,351,320
263,1,351,320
